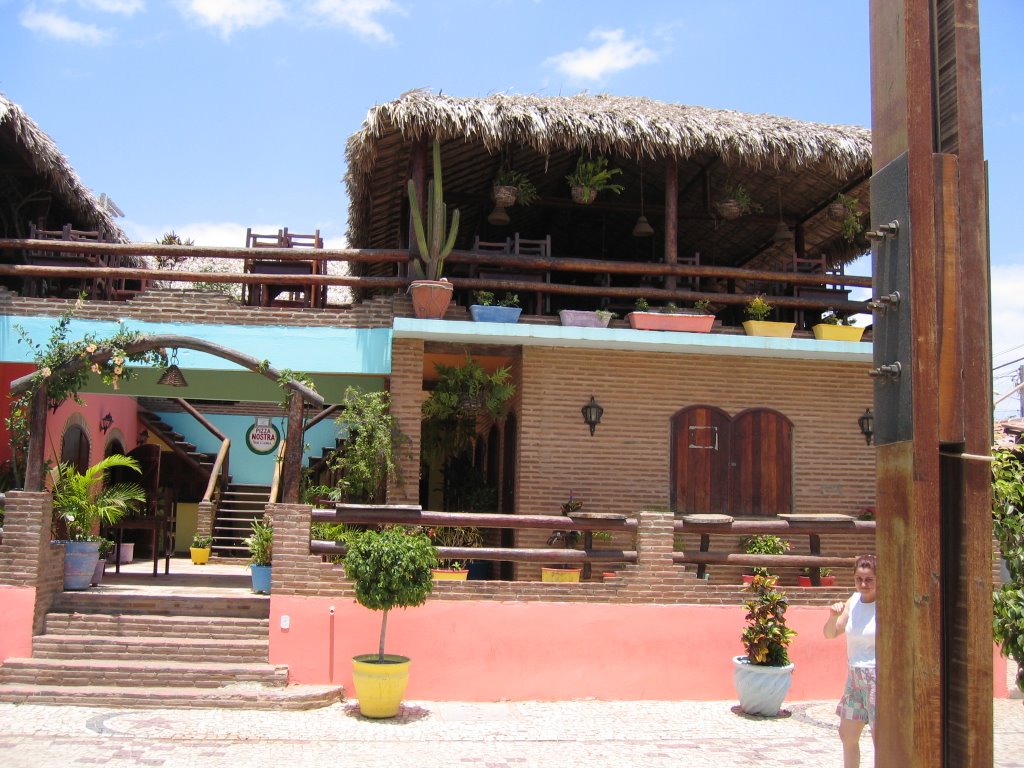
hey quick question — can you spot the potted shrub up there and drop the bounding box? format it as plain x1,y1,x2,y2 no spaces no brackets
344,525,436,718
190,533,213,565
739,534,791,584
427,525,483,580
469,291,522,323
558,308,614,328
827,192,865,243
716,184,762,220
732,573,798,716
51,454,146,590
811,308,865,342
742,294,795,338
245,517,272,594
565,157,624,204
492,170,539,208
407,139,460,319
628,298,716,333
543,493,584,582
91,537,114,586
798,567,835,587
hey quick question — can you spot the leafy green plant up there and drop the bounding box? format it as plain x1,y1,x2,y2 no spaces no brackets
407,139,459,281
94,536,115,560
548,492,585,551
493,170,539,206
745,294,773,322
831,193,864,243
565,157,624,198
51,455,146,541
245,518,273,567
634,297,650,312
718,183,763,217
330,388,408,503
801,566,833,578
474,291,519,308
191,534,212,549
992,448,1024,694
693,299,712,315
427,525,483,570
343,525,436,662
741,573,797,666
740,534,791,577
819,308,855,326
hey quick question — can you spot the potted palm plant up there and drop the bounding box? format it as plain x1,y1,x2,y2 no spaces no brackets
190,533,213,565
741,294,795,338
344,525,436,717
245,517,272,594
407,138,460,319
565,157,624,204
51,454,146,590
732,573,797,716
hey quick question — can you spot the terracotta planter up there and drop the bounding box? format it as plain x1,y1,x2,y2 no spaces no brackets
408,280,453,319
798,575,837,587
811,324,865,342
742,320,795,338
469,305,521,323
541,567,582,583
431,568,469,581
628,311,714,333
559,309,611,328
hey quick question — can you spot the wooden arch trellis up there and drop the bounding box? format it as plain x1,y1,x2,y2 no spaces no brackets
9,334,325,501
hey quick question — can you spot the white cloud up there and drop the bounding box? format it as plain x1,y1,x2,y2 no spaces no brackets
20,8,112,44
991,261,1024,417
307,0,402,43
547,28,657,82
178,0,286,39
79,0,144,14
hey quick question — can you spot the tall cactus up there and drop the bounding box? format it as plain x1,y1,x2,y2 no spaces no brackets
407,139,460,281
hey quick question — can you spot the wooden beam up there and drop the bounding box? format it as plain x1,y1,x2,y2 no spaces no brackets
664,157,679,291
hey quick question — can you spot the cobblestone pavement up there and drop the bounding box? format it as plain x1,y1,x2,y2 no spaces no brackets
0,698,1020,768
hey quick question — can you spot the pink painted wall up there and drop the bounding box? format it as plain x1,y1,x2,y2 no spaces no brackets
271,596,858,700
0,587,36,661
46,394,141,467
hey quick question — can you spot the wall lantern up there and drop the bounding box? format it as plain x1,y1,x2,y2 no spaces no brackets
857,407,874,445
99,412,114,434
581,395,604,436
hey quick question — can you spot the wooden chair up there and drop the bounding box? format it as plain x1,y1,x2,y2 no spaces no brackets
25,223,112,299
244,227,325,308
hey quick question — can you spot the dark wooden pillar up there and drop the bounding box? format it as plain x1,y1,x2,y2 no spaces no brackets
24,385,48,492
869,1,991,765
403,139,428,277
281,391,305,504
663,157,678,291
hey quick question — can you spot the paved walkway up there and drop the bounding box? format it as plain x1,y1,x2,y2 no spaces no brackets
0,697,1020,767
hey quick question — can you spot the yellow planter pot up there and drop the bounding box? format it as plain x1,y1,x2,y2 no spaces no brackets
189,547,211,565
742,320,796,338
811,324,865,342
541,567,582,583
352,654,411,718
431,568,468,580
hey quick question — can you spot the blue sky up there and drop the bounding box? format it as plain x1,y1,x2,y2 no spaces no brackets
2,0,1022,416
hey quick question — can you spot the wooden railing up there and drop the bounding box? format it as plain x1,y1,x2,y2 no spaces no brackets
269,439,286,504
202,439,231,505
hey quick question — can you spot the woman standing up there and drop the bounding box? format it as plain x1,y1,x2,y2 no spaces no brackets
823,553,877,768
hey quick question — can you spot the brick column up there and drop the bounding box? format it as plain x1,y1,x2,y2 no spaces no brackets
267,503,349,598
622,510,689,598
196,500,214,539
388,338,424,505
0,491,66,634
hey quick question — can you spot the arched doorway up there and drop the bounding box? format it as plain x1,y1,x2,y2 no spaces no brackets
60,424,90,473
670,405,793,516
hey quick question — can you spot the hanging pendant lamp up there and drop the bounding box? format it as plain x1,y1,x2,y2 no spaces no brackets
772,182,793,244
632,162,654,237
157,349,189,387
487,205,510,226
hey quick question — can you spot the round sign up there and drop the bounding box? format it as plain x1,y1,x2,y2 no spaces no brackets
246,422,281,455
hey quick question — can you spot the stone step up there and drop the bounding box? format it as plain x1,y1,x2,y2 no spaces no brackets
52,592,269,619
44,612,268,639
32,635,268,663
0,682,345,710
0,657,289,687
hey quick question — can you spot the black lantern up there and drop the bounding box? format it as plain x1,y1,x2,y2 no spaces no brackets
581,396,604,436
857,408,874,445
99,412,113,434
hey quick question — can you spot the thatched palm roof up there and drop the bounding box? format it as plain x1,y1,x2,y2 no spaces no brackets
345,90,872,275
0,92,126,241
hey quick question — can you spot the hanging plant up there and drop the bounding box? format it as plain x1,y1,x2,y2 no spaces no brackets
716,184,763,220
493,170,539,207
828,193,865,243
565,157,624,204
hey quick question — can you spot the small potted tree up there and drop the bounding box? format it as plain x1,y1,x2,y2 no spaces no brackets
407,139,460,319
344,525,436,718
245,517,272,594
741,294,795,338
190,533,213,565
732,573,798,716
469,291,522,324
565,157,624,204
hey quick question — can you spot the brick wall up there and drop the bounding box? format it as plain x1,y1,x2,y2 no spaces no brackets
388,339,425,505
0,491,65,634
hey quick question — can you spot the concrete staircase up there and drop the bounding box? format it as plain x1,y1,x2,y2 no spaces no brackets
213,484,272,558
0,590,344,709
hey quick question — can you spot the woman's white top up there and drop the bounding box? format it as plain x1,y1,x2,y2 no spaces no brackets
845,592,876,668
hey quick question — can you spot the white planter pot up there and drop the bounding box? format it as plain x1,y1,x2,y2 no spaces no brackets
732,655,795,717
116,542,134,564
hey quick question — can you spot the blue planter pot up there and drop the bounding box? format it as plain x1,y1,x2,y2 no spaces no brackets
250,564,272,594
470,305,521,323
61,540,100,591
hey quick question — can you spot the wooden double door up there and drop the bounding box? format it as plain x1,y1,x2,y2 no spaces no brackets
670,405,793,516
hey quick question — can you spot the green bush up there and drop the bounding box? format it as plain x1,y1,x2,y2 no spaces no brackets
993,448,1024,694
245,518,272,566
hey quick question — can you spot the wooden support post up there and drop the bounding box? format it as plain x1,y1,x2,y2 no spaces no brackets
281,391,304,504
663,157,678,291
24,385,48,492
